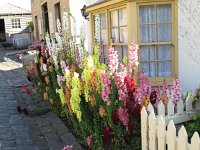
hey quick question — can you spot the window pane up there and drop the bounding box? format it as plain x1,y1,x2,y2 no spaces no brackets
140,46,155,61
103,45,108,58
157,45,172,60
122,46,128,58
157,4,172,23
119,8,127,26
141,62,156,77
158,61,172,77
115,46,122,60
140,25,155,43
120,27,127,43
101,29,107,44
157,24,172,42
100,13,106,28
111,28,119,43
111,10,118,27
139,5,154,24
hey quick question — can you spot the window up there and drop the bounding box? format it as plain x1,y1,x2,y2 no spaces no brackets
42,3,49,33
11,19,21,28
139,3,173,78
88,0,177,83
94,13,107,63
55,2,61,30
93,8,128,64
110,8,128,62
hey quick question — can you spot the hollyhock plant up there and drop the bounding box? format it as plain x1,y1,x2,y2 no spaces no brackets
108,45,119,75
115,64,127,101
111,110,119,125
101,71,111,105
57,75,66,87
118,107,129,129
171,78,182,103
103,125,112,145
128,42,139,74
87,135,92,149
60,61,67,72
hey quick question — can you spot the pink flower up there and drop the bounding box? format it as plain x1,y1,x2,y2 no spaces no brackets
57,75,66,87
128,42,139,73
101,71,111,105
60,61,67,72
118,107,129,129
87,135,92,148
62,145,73,150
32,89,37,94
115,64,127,101
108,46,119,75
171,78,182,103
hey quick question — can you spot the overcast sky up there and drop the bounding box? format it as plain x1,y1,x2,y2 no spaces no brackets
1,0,31,10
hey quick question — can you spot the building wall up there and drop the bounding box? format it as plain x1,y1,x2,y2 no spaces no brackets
31,0,70,40
0,15,32,41
178,0,200,92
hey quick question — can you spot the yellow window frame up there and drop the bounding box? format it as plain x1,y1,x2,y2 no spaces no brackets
87,0,178,86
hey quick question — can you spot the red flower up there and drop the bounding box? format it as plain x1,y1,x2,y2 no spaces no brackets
150,91,157,104
128,123,134,133
133,104,141,121
111,110,119,125
21,83,26,90
124,75,135,92
103,125,112,145
25,88,30,95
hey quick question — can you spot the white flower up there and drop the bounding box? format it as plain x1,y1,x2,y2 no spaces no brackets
74,72,79,78
43,64,47,72
87,56,94,68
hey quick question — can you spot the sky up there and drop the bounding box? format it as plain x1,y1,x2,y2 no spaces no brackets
1,0,31,10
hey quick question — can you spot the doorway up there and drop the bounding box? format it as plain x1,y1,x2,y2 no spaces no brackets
0,19,6,42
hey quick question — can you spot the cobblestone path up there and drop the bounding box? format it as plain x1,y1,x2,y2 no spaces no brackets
0,47,82,150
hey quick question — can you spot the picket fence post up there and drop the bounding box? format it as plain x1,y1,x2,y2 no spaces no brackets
177,126,188,150
157,116,166,150
166,120,176,150
186,92,193,111
168,99,174,116
191,132,200,150
158,101,165,117
149,112,157,150
141,107,148,150
177,100,184,115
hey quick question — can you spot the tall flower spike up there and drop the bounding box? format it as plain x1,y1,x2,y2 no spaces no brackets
108,45,119,76
128,41,139,74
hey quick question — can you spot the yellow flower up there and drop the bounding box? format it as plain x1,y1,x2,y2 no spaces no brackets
141,95,149,108
48,65,53,73
44,92,48,101
45,76,50,85
90,95,96,107
99,106,106,117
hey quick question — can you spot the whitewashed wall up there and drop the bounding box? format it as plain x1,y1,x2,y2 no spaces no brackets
69,0,98,52
178,0,200,92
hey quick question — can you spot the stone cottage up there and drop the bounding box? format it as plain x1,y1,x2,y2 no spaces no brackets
31,0,200,92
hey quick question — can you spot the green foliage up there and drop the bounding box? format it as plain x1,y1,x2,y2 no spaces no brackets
27,21,34,31
185,112,200,138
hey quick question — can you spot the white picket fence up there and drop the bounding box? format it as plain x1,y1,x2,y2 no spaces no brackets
147,92,200,124
141,107,200,150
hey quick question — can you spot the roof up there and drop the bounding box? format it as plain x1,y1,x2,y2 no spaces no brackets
87,0,107,9
0,3,31,16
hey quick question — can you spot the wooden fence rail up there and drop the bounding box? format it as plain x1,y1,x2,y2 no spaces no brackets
141,107,200,150
147,92,200,124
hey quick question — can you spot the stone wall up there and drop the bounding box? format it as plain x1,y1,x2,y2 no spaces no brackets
31,0,70,40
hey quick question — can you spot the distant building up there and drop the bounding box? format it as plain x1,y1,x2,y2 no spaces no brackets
31,0,70,41
0,3,32,42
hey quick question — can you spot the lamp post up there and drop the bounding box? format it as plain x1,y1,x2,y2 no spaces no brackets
81,5,89,20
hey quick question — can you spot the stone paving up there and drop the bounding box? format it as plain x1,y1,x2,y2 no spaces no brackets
0,46,83,150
